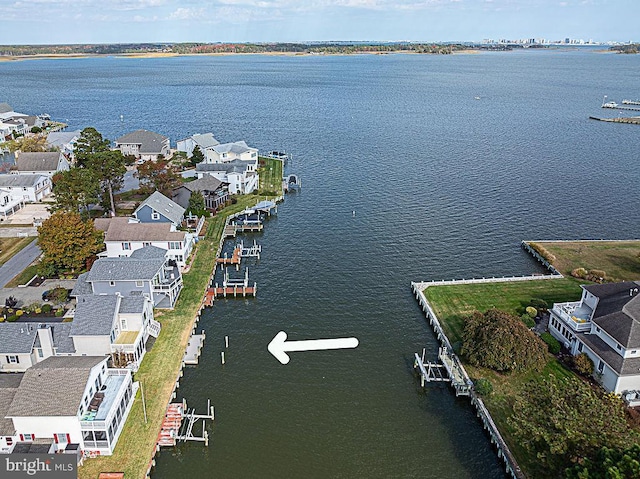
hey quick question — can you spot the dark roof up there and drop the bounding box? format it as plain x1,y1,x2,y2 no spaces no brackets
0,173,48,188
6,356,107,417
70,272,93,297
0,373,23,435
119,296,147,314
95,216,185,242
578,331,640,376
0,374,24,389
15,152,62,172
134,191,185,225
115,129,168,154
584,282,640,348
33,323,75,354
0,323,37,354
85,247,165,282
196,159,254,174
70,295,119,336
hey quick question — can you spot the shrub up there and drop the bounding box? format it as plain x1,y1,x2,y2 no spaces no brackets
525,306,537,317
529,242,556,263
573,353,594,376
48,287,69,304
474,378,493,396
35,308,42,314
55,309,64,317
27,302,40,313
529,298,549,311
520,313,535,328
571,267,588,279
15,310,23,316
540,332,561,354
589,269,607,282
0,317,4,322
41,304,52,313
7,315,18,322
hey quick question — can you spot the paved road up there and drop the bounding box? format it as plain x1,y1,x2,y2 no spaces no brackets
0,239,41,288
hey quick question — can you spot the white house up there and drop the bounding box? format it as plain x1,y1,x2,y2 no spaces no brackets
549,281,640,398
0,323,75,373
3,356,137,456
0,174,51,203
46,130,82,160
114,130,170,161
71,246,183,309
196,159,259,195
13,151,70,177
176,133,219,159
206,140,258,164
94,216,194,269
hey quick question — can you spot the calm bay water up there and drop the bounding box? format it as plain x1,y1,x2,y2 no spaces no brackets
1,49,639,478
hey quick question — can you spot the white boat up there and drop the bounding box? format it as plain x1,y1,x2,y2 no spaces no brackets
602,101,619,109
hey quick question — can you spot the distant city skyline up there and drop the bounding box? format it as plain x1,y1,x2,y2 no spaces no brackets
0,0,638,45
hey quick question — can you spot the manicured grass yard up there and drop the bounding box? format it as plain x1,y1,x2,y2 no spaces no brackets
78,195,273,479
424,278,585,478
533,240,640,282
258,156,283,194
424,278,583,343
0,236,36,267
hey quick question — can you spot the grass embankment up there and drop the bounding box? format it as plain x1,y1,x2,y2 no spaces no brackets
424,278,583,343
258,156,283,194
78,195,271,479
530,240,640,282
424,279,583,478
0,237,36,267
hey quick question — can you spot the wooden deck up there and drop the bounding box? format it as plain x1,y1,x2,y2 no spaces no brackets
216,245,241,265
205,285,256,300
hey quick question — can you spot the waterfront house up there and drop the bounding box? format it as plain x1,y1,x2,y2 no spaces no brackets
0,323,75,373
176,133,219,159
13,151,70,177
46,130,82,160
132,191,185,229
114,129,170,161
94,216,194,269
3,356,137,456
71,294,159,369
0,174,52,203
172,175,229,212
196,159,259,195
205,140,258,164
549,281,640,397
0,373,22,453
72,245,183,309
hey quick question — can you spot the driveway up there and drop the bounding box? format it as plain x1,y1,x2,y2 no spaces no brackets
0,240,41,288
0,279,77,309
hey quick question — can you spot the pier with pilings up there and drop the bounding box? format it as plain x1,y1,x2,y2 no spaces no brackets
156,399,214,448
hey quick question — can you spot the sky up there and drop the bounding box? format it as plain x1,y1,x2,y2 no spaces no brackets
0,0,638,44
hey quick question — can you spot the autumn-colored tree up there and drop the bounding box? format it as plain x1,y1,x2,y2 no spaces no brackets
37,211,104,274
509,375,635,476
460,308,547,373
7,135,50,152
74,127,111,167
135,159,180,197
52,167,100,216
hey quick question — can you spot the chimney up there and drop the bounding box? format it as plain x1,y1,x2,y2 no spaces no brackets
37,325,55,359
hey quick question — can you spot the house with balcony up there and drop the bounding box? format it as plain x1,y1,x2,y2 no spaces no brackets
114,129,170,161
172,175,229,212
72,245,182,309
3,356,136,456
549,281,640,396
71,294,159,370
196,159,259,195
94,216,193,269
13,151,70,177
206,140,258,164
0,174,51,203
133,191,185,229
0,323,75,373
46,130,82,161
176,132,219,159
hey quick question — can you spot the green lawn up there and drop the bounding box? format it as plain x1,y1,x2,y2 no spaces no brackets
78,194,274,479
424,278,583,343
0,236,36,267
258,156,283,194
530,240,640,282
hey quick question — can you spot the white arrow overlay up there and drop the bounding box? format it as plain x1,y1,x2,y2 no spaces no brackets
268,331,359,365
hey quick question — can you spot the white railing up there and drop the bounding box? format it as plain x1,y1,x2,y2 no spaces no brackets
552,304,591,332
148,319,161,338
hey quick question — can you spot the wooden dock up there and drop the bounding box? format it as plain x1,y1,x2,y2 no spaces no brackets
235,223,263,233
589,115,640,125
223,224,237,238
216,245,241,265
205,285,257,299
157,403,183,447
183,333,205,365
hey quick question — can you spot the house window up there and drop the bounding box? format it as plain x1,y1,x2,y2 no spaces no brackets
122,242,131,250
633,350,638,354
37,348,43,358
120,319,127,330
151,212,160,220
109,281,115,287
577,342,583,352
169,242,181,250
616,344,622,351
597,360,605,373
136,281,144,287
596,327,601,333
6,355,19,364
22,434,34,442
54,433,69,444
143,242,151,247
6,437,12,446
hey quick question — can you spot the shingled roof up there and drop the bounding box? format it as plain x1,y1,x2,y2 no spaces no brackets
70,295,120,336
192,133,219,149
586,281,640,348
115,129,168,154
0,174,48,188
0,374,22,436
85,245,166,282
134,191,185,225
212,140,255,155
196,159,255,174
95,216,186,242
6,356,107,417
15,152,62,172
0,323,38,354
179,175,225,193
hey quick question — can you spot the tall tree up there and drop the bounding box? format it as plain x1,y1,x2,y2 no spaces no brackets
135,158,180,197
7,135,49,152
51,168,101,216
74,127,110,167
37,211,104,274
565,445,640,479
187,191,207,217
190,145,205,167
87,150,126,215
